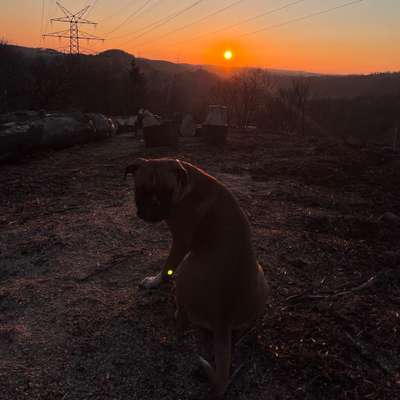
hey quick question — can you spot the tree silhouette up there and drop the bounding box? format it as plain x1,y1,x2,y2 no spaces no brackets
128,56,146,114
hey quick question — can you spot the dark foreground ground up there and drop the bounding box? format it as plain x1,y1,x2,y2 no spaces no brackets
1,130,399,400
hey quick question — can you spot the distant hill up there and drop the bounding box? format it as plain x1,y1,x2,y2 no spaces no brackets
8,44,62,60
97,49,198,80
97,49,322,78
96,49,400,99
307,72,400,99
5,45,400,99
203,64,322,78
9,45,321,78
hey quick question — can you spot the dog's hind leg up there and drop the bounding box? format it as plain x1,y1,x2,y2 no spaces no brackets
196,328,213,362
198,326,232,398
213,327,232,398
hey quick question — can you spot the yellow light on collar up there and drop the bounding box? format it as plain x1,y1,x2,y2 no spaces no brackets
167,269,174,276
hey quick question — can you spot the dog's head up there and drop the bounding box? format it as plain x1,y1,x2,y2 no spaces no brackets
125,158,189,223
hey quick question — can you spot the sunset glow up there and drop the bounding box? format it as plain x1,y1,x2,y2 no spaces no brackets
1,0,399,74
224,50,233,61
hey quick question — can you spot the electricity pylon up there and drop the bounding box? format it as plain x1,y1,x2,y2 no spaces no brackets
43,1,104,55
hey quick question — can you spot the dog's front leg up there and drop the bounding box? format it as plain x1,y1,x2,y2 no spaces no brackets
139,272,164,289
140,240,189,289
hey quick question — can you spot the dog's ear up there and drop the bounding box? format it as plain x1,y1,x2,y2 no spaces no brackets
175,159,188,188
124,158,147,180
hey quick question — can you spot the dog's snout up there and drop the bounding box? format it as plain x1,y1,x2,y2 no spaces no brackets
136,202,164,223
134,185,173,223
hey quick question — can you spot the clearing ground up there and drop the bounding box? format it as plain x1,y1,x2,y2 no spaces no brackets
0,131,399,399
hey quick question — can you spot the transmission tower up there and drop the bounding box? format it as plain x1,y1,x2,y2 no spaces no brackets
43,1,104,55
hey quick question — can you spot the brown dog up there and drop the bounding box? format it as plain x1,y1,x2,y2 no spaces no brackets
125,158,269,398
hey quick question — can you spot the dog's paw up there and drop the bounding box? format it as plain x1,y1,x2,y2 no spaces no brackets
139,273,162,289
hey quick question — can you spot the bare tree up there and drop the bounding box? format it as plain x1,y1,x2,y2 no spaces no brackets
279,77,311,134
293,78,311,135
211,69,275,128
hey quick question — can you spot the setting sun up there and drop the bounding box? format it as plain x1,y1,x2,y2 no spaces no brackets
224,50,233,61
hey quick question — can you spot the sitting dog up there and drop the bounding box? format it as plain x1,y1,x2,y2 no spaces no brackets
125,158,270,398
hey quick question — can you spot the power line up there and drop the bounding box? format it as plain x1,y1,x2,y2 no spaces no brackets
105,0,153,35
107,1,171,39
97,0,142,23
113,0,206,42
110,0,205,41
135,0,246,48
239,0,366,39
86,0,100,18
172,0,308,47
163,0,365,52
40,0,46,38
117,0,204,44
82,0,93,8
44,0,56,34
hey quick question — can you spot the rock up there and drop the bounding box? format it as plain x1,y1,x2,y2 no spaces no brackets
87,113,115,138
0,122,17,131
13,110,39,120
126,116,137,126
0,113,14,124
0,111,39,125
0,122,43,162
64,110,86,123
112,116,137,133
39,116,94,149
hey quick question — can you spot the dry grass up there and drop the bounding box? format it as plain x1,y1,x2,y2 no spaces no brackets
0,130,399,399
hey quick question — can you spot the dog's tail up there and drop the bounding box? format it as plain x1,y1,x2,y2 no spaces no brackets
198,326,232,398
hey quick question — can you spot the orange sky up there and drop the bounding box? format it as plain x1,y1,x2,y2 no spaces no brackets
1,0,399,74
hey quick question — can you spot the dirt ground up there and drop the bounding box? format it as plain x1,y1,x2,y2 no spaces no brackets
1,130,399,400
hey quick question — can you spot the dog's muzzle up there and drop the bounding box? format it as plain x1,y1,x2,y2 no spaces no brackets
137,206,168,223
135,188,173,223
